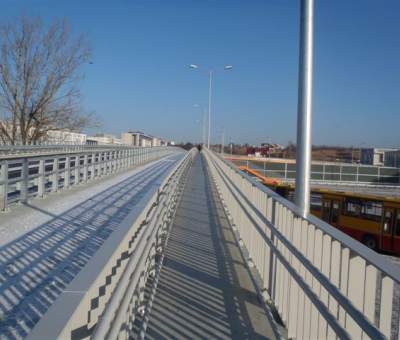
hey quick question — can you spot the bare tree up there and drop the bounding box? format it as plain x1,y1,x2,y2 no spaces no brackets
0,14,99,143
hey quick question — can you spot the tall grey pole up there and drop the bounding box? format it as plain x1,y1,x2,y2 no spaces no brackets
221,126,225,157
294,0,314,214
190,64,232,149
194,104,207,146
203,107,206,146
208,70,212,149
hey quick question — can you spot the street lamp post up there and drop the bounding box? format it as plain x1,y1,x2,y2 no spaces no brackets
194,104,206,146
294,0,314,214
221,126,225,157
190,64,233,148
359,142,365,163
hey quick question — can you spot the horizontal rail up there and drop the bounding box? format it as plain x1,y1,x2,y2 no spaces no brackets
0,146,184,211
228,157,400,185
205,148,400,340
0,141,153,158
26,149,195,340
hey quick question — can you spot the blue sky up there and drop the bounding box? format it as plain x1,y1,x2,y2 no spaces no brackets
1,0,400,148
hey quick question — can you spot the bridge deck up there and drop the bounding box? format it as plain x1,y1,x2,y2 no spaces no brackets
0,155,185,339
134,153,278,339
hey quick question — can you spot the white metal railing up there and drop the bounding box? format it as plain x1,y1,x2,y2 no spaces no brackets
205,149,400,340
0,142,172,159
228,157,400,185
26,149,195,340
0,142,117,157
0,146,183,211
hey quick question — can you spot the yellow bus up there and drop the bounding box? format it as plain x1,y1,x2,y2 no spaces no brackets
263,182,400,254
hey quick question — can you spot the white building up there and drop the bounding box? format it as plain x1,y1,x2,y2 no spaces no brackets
361,148,398,166
0,120,87,144
87,134,122,145
122,131,164,147
384,150,400,168
46,130,87,144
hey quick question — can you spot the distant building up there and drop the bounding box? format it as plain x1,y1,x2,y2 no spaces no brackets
384,150,400,168
361,148,398,166
247,143,284,157
0,119,87,144
122,131,165,147
46,130,87,144
87,134,122,145
247,147,269,157
260,143,283,150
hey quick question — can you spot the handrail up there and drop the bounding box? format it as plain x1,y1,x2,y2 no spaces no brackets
26,149,195,340
228,156,400,186
204,148,400,339
0,146,184,211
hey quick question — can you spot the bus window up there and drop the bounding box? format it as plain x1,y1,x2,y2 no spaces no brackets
396,213,400,237
343,198,362,217
361,200,383,222
310,193,322,211
383,211,392,235
322,201,330,222
332,202,339,224
343,197,382,222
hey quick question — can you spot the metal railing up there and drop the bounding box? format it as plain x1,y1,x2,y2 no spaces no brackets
0,141,173,159
228,157,400,185
0,146,183,211
205,149,400,339
26,148,195,340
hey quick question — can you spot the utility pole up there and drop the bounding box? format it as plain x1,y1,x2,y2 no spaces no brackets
221,127,225,157
294,0,314,215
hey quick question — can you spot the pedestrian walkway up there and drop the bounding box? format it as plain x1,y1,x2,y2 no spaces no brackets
139,153,278,339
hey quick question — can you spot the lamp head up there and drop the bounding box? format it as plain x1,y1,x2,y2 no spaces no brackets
224,66,233,70
189,64,198,69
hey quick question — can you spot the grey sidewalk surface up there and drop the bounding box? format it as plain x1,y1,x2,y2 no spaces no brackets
140,153,278,340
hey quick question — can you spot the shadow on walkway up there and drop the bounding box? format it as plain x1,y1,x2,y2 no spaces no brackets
0,156,182,340
138,153,277,339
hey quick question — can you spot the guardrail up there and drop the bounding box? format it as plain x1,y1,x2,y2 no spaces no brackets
26,148,195,340
228,157,400,185
0,142,125,158
205,149,400,339
0,146,183,211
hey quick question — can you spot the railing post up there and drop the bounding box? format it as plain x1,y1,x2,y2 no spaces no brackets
97,153,101,177
38,158,45,197
75,155,81,185
113,151,117,172
65,155,71,188
0,162,8,211
89,154,95,180
52,157,59,192
20,158,29,203
98,152,103,175
83,155,88,182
